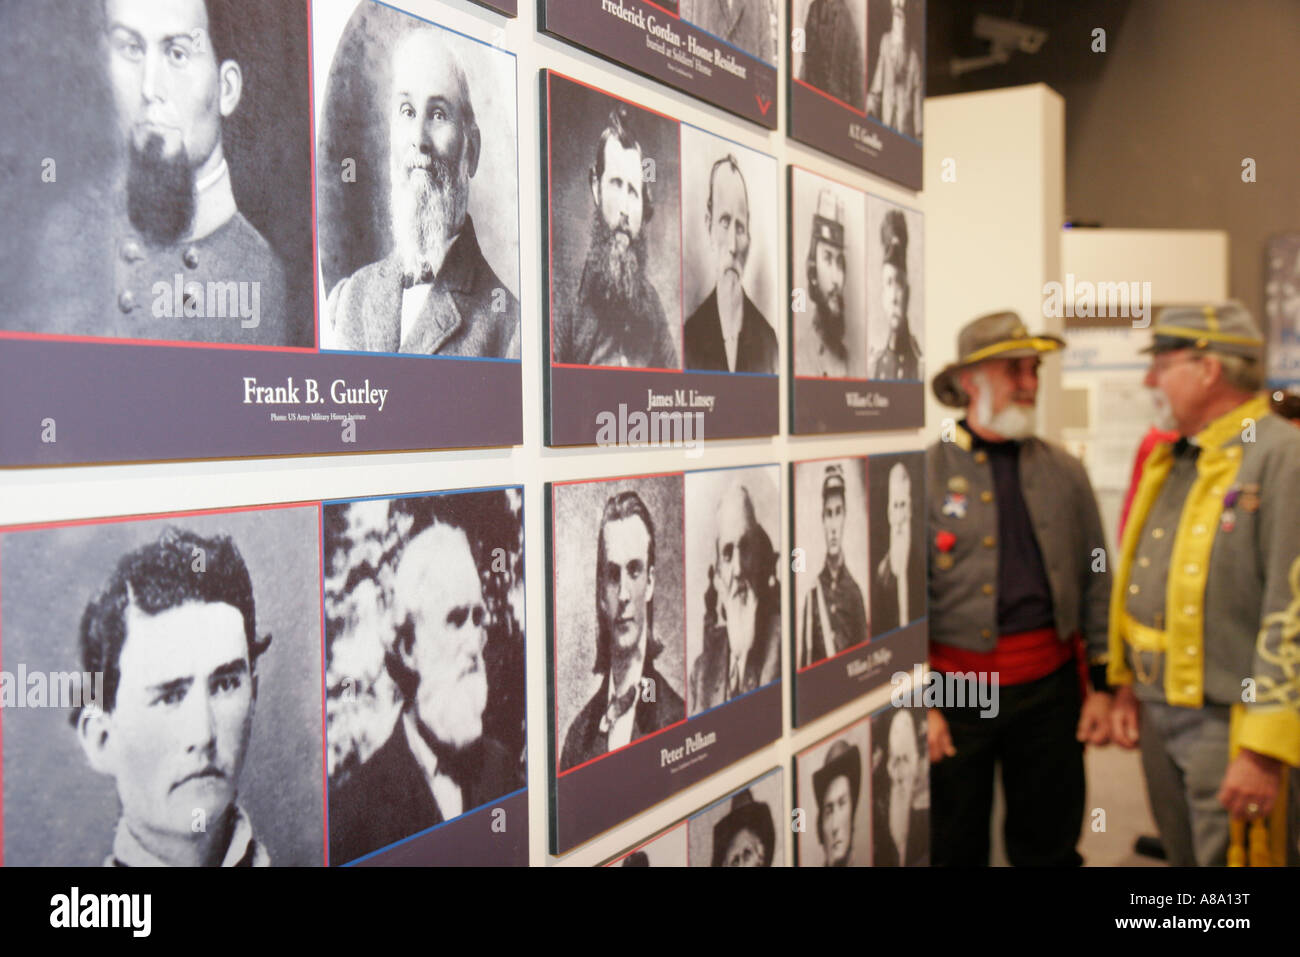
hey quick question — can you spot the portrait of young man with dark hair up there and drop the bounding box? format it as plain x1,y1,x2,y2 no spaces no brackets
72,526,272,867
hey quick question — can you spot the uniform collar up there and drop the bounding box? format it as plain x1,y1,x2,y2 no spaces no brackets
958,418,1021,452
1190,394,1271,452
108,805,268,867
186,155,237,243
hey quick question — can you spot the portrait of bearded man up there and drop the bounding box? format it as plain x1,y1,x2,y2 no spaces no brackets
322,19,520,358
551,100,680,370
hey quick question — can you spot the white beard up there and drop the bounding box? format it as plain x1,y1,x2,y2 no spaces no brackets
390,158,468,277
984,403,1038,441
1150,389,1179,432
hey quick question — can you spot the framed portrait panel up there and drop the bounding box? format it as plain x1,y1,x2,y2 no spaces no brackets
547,464,782,853
0,0,523,465
787,0,924,188
542,71,781,447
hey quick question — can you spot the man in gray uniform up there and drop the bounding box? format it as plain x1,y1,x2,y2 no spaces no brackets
927,311,1113,866
326,28,519,357
25,0,295,346
1109,302,1300,865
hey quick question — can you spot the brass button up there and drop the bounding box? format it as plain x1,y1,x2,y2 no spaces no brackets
1183,604,1197,617
1186,646,1197,657
1151,528,1165,539
981,583,994,596
980,628,992,639
974,451,988,464
1184,563,1199,575
980,491,993,503
1185,684,1197,695
1128,584,1140,594
117,290,136,313
982,535,996,548
1138,556,1151,568
121,240,143,263
183,246,200,269
1193,524,1206,536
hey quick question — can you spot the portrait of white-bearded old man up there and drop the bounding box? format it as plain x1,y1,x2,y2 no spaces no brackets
320,11,520,358
0,509,325,867
323,491,526,865
871,706,929,866
681,130,779,375
1,0,314,346
548,74,682,370
870,454,925,635
686,468,782,716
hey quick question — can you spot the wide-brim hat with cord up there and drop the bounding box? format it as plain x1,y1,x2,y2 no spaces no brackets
932,310,1065,408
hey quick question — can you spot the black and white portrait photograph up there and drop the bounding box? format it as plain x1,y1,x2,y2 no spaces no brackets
0,0,315,347
795,717,872,866
322,488,525,865
607,821,688,867
551,475,686,773
865,0,924,140
680,0,779,65
314,0,520,357
681,126,780,374
546,72,683,370
688,767,784,866
793,457,870,669
790,166,867,379
0,507,324,866
685,466,781,717
871,705,929,866
866,195,924,380
868,452,925,635
792,0,867,111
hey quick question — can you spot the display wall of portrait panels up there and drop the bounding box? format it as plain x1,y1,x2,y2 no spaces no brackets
0,484,527,867
605,766,785,866
787,0,924,188
540,0,780,130
788,165,924,434
790,452,926,725
547,464,783,853
542,71,782,446
0,0,522,466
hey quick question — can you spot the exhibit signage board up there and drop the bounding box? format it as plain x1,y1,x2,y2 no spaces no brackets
542,71,782,446
789,452,927,725
539,0,780,130
0,485,528,867
0,0,522,467
786,0,925,189
547,464,783,853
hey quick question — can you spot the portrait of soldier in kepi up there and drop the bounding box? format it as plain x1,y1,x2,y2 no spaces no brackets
796,188,854,378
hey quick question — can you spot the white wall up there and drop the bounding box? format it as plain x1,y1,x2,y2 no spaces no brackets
922,85,1065,441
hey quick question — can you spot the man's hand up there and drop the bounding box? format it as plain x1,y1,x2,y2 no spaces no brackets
1218,748,1283,820
928,709,956,763
1110,684,1140,748
1076,690,1113,745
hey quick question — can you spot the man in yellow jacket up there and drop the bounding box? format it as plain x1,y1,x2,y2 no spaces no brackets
1110,302,1300,865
